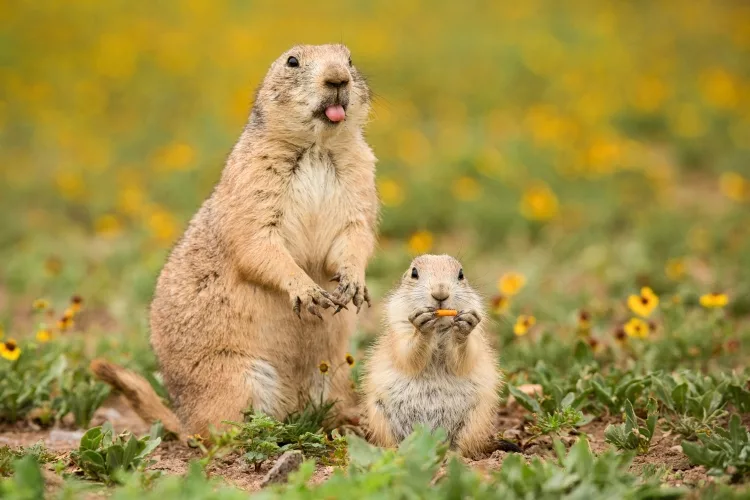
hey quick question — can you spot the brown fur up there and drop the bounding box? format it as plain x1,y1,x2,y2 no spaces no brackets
94,44,378,437
362,255,500,458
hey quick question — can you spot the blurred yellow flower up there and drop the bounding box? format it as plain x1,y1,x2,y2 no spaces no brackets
632,76,668,112
520,182,559,221
627,287,659,318
32,299,49,311
719,172,749,202
490,295,510,315
70,295,83,313
665,258,686,281
514,315,536,336
577,310,592,332
624,318,648,339
451,176,481,202
156,142,195,171
397,129,431,167
36,329,51,343
95,214,122,238
699,68,738,109
377,178,404,207
700,292,729,309
670,104,705,138
57,315,74,332
147,207,178,243
118,185,146,215
498,272,526,296
1,339,21,361
55,171,86,200
408,230,433,254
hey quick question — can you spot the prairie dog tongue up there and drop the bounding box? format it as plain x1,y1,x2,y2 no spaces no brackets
325,105,346,122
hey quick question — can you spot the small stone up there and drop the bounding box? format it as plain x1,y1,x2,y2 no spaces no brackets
49,429,85,443
260,451,304,487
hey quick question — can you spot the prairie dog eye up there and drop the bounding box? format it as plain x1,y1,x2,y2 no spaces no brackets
348,56,352,67
410,267,419,279
287,56,299,67
458,269,464,281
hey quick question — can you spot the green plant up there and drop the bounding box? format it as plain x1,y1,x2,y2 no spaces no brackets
0,442,55,477
650,371,728,439
281,396,336,436
254,428,684,500
508,385,589,437
198,411,346,472
56,368,111,429
681,414,750,482
604,399,658,455
70,422,161,484
0,455,45,500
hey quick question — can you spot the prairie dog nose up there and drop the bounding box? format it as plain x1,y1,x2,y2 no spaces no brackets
431,283,450,302
322,64,351,89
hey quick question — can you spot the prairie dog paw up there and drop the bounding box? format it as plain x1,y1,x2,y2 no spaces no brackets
408,306,438,334
290,280,346,320
330,269,371,313
453,310,481,337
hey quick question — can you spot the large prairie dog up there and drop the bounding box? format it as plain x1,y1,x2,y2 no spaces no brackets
363,255,500,457
93,44,379,437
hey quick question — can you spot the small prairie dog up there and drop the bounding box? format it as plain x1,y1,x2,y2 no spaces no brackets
363,255,500,457
93,44,378,438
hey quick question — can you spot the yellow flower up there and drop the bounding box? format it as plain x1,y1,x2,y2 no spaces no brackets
498,272,526,296
513,315,536,336
345,354,355,367
451,176,482,202
577,310,592,332
36,329,51,343
70,295,83,313
407,230,433,254
700,293,729,309
57,315,74,331
377,178,405,207
1,339,21,361
624,318,649,339
318,361,329,374
32,299,50,311
665,258,686,281
490,295,510,315
627,287,659,318
519,182,559,221
719,172,749,203
614,327,627,344
95,214,122,238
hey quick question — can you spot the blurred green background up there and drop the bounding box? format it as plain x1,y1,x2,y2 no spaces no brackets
1,0,749,343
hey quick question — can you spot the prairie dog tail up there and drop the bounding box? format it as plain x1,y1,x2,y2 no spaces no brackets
90,359,183,439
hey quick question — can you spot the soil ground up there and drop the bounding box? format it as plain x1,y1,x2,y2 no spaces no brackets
0,393,719,494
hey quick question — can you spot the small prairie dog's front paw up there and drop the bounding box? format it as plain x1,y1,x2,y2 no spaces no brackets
330,269,371,313
408,306,439,334
290,279,346,320
453,310,481,337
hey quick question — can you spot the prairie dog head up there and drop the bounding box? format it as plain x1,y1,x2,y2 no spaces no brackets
249,44,370,139
386,255,484,334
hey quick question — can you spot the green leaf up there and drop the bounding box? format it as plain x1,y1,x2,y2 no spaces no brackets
122,435,139,467
105,444,125,471
508,385,543,414
671,383,687,413
134,437,161,461
346,433,384,469
79,427,103,452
